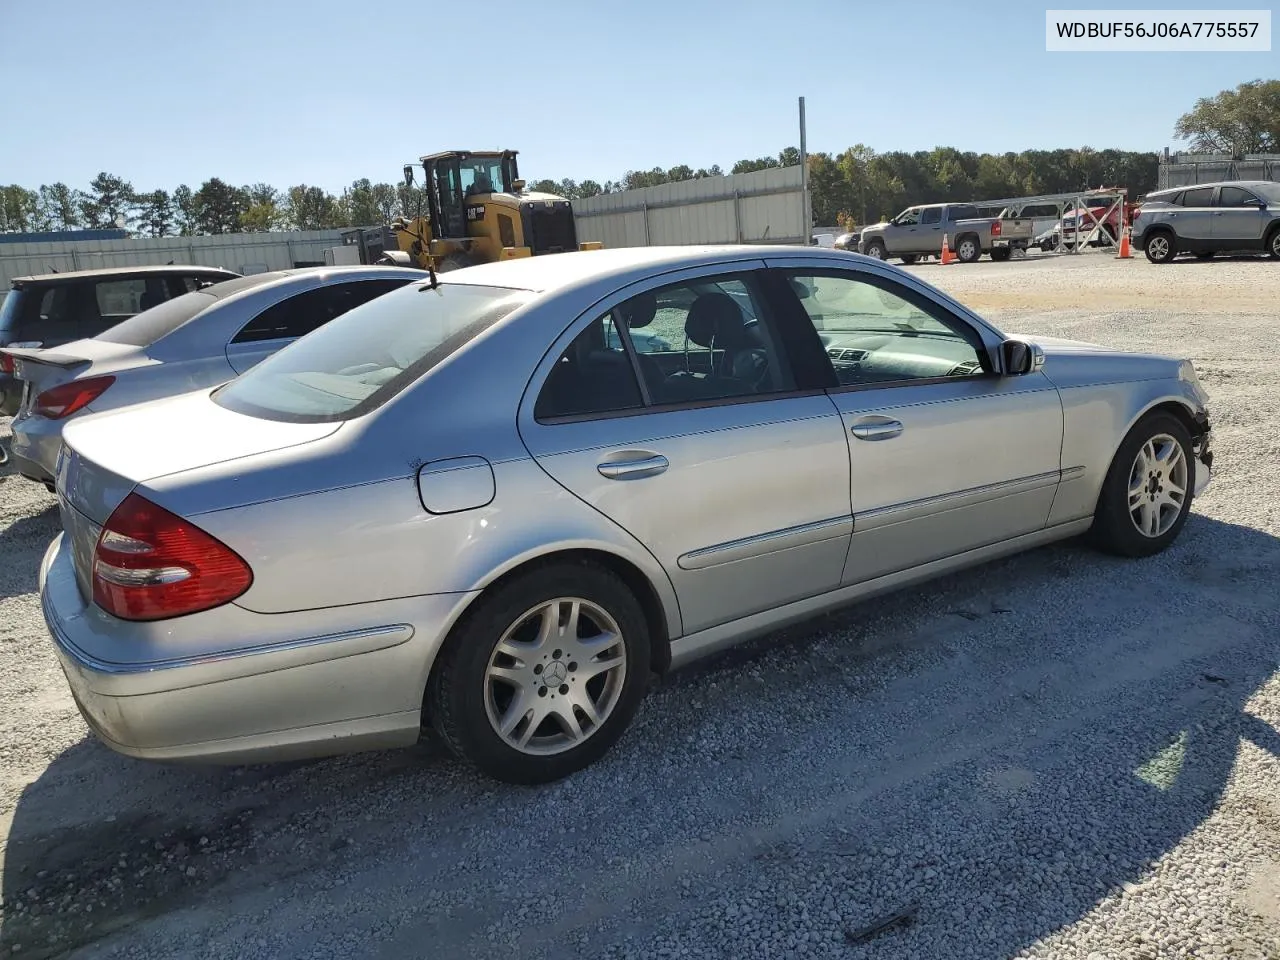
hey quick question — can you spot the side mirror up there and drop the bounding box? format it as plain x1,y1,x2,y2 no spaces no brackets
402,164,415,187
1000,338,1044,375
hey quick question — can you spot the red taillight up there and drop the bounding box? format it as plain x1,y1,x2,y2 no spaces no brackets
0,353,13,375
92,492,253,621
34,375,115,419
991,220,1002,237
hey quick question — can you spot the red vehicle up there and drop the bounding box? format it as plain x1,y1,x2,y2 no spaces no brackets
1062,197,1140,247
1037,191,1140,251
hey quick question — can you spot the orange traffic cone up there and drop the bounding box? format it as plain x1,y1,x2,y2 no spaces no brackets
1115,225,1132,259
940,233,955,265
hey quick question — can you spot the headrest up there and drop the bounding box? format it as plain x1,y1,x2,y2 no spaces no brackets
618,292,656,329
684,293,747,349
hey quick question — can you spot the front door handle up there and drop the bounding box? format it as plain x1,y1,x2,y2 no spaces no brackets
850,417,903,441
597,454,669,480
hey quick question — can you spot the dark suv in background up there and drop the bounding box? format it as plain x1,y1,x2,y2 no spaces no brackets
0,264,240,416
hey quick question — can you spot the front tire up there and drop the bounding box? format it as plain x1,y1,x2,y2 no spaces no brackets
863,239,887,260
1144,231,1177,263
1089,411,1195,558
426,562,652,784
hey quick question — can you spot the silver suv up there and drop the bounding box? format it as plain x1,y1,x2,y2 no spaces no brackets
1132,180,1280,263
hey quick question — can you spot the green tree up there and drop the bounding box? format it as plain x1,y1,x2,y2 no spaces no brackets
37,183,82,230
172,184,199,235
371,183,399,222
395,182,428,220
194,178,249,234
731,156,780,175
0,185,40,232
80,172,134,229
287,184,342,230
239,183,283,231
344,178,381,226
134,189,174,237
1175,79,1280,154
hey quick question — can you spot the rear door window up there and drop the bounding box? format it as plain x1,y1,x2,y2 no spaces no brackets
1179,187,1214,207
231,278,415,344
920,208,941,225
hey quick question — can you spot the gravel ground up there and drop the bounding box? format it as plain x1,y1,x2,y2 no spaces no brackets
2,251,1280,960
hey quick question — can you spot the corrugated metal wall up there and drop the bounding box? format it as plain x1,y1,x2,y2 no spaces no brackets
0,229,353,289
1157,153,1280,190
571,166,806,248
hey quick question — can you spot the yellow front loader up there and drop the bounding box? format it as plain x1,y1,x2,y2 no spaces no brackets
350,149,601,273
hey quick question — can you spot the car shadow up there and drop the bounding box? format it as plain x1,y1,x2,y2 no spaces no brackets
2,514,1279,959
0,499,58,602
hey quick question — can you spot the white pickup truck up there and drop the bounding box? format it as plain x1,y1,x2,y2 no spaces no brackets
857,203,1035,264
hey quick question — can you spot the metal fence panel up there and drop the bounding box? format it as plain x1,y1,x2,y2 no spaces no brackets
0,229,350,288
571,166,806,248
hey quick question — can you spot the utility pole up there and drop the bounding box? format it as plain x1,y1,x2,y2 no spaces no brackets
799,96,810,245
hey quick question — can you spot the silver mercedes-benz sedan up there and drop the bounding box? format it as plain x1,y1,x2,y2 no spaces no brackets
38,245,1213,784
5,266,427,487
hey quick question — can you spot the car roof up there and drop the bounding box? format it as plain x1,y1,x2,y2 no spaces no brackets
10,264,241,286
1148,180,1278,196
435,245,877,297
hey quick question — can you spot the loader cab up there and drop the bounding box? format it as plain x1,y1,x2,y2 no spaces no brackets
420,150,519,241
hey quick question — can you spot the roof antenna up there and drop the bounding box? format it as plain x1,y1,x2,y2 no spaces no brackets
423,256,439,290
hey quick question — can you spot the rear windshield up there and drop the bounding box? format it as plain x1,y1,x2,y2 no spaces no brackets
212,281,533,423
96,290,218,346
95,273,284,346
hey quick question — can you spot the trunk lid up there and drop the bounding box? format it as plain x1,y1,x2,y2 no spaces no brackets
5,339,149,408
56,390,341,598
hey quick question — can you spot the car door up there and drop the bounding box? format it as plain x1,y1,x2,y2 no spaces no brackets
518,263,854,635
882,208,921,254
1212,185,1270,247
766,258,1065,585
225,278,412,375
918,206,943,253
1170,186,1215,246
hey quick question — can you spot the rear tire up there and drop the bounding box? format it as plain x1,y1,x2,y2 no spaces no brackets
956,234,981,263
1144,231,1177,264
1267,226,1280,260
990,247,1012,262
1089,411,1195,558
426,562,652,785
899,254,918,265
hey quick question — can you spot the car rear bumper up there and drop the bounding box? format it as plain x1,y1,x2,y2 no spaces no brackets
39,532,478,764
9,412,60,485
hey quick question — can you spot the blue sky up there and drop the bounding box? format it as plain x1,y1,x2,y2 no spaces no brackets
0,0,1271,193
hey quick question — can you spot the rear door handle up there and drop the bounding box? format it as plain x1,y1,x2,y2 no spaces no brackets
850,417,903,441
597,454,669,480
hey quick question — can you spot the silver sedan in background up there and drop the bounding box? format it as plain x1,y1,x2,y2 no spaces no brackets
4,266,427,487
38,245,1213,784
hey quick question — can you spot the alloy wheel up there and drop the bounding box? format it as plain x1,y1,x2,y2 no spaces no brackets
484,598,628,756
1127,433,1189,538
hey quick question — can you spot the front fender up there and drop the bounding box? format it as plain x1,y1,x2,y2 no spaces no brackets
1048,375,1206,526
